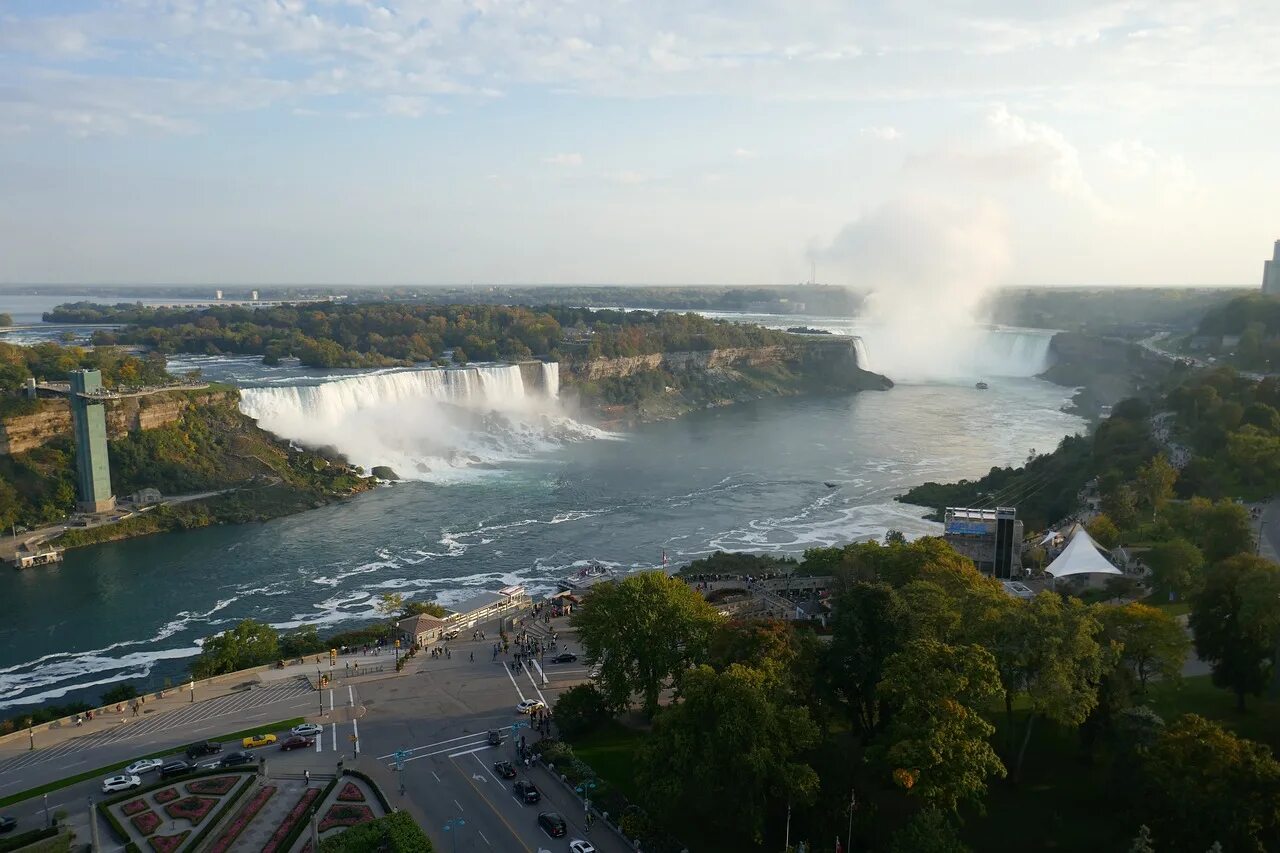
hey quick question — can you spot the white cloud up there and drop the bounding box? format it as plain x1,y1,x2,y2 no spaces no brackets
544,153,584,167
732,147,757,159
861,126,900,141
608,170,647,185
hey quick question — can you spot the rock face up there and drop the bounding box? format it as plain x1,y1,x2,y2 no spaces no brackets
1039,332,1175,417
0,389,236,455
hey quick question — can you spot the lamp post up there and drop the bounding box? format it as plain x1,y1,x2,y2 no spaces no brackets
574,780,597,828
42,793,49,828
845,788,856,853
443,817,465,853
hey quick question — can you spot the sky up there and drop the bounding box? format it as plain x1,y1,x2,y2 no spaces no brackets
0,0,1278,288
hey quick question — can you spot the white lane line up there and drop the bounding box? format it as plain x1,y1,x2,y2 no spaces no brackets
330,722,337,752
315,734,322,754
503,663,528,702
352,719,360,756
376,731,483,760
478,830,491,847
446,743,494,759
472,753,503,784
328,690,334,713
530,659,548,686
454,799,464,812
431,771,442,783
347,685,354,707
392,738,489,765
522,662,548,705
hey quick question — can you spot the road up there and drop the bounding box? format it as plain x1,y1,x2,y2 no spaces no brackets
0,619,630,853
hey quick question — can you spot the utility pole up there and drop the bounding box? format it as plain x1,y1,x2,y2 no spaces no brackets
784,801,791,851
846,788,856,853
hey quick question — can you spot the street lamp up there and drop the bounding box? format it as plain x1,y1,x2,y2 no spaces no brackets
574,780,597,828
443,817,465,853
42,793,49,828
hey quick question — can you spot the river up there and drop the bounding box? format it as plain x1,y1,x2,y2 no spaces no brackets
0,370,1083,711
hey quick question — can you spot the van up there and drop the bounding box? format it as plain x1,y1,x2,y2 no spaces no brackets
537,812,567,838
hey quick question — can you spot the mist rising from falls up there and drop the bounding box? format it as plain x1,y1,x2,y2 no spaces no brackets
854,327,1054,383
240,362,604,480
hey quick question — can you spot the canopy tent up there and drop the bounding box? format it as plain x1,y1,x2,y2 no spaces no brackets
1044,525,1121,578
1038,530,1059,547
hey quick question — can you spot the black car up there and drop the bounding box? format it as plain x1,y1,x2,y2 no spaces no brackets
537,812,567,838
160,760,194,779
493,761,517,779
0,817,16,834
487,729,502,746
513,780,541,804
185,741,222,759
550,652,577,664
221,751,255,766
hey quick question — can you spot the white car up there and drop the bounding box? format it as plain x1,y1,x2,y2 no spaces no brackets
516,699,545,714
123,758,163,775
291,723,323,737
101,775,142,794
570,841,597,853
589,667,601,680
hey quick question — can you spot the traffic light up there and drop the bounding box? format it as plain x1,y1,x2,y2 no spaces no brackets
329,648,337,666
394,639,401,650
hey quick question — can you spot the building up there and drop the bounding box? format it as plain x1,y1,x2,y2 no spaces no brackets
396,613,447,648
943,507,1022,579
128,488,163,506
1264,240,1280,295
444,585,531,629
68,369,115,513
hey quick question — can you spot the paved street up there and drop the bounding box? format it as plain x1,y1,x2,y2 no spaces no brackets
0,617,632,852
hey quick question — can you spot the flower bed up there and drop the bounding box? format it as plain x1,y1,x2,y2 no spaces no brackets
185,776,238,796
152,788,179,805
318,803,375,832
121,799,148,817
163,796,218,826
336,782,366,803
148,831,189,853
130,810,162,836
261,788,320,853
208,786,276,853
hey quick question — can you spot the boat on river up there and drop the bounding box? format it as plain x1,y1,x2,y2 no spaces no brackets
975,381,989,390
558,561,619,592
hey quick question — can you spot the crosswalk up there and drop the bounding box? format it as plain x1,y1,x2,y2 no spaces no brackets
0,677,314,776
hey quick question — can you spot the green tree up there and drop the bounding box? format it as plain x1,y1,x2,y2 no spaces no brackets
826,581,909,735
636,663,819,844
878,639,1006,811
1189,554,1280,710
376,592,405,618
1138,714,1280,853
1101,480,1140,530
280,624,322,658
0,313,11,326
191,619,280,678
572,571,723,716
551,684,610,739
402,601,447,618
1129,825,1155,853
1135,454,1178,518
888,808,972,853
1097,602,1190,694
1087,513,1122,549
1185,498,1253,563
1144,538,1205,601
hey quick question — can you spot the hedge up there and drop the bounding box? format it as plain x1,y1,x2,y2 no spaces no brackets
0,827,57,853
340,770,391,814
98,767,256,844
183,775,255,853
265,777,336,853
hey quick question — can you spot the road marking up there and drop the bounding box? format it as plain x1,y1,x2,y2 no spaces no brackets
454,799,464,812
478,830,491,847
315,734,322,754
431,771,442,783
522,662,549,706
376,731,482,760
328,689,334,713
330,722,336,752
391,737,490,765
472,773,487,783
503,662,528,702
446,743,494,759
450,758,532,853
347,685,354,707
352,719,360,756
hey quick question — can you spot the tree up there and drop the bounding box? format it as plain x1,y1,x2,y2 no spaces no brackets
1136,454,1178,518
1183,498,1253,563
989,593,1105,781
1138,714,1280,853
1129,825,1155,853
877,639,1006,812
376,592,405,619
636,663,819,844
192,619,280,678
1087,513,1122,549
1189,554,1280,710
280,624,322,658
572,571,723,716
888,808,972,853
101,683,139,705
0,313,11,327
1101,480,1140,530
402,601,447,618
552,684,610,738
1144,538,1205,601
1097,603,1190,694
826,582,909,735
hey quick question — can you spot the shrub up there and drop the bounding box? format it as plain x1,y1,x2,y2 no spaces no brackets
317,811,434,853
208,785,275,853
186,776,238,796
121,800,148,817
147,832,189,853
130,811,161,836
261,787,320,853
163,796,217,825
336,782,366,802
152,789,179,804
318,803,375,832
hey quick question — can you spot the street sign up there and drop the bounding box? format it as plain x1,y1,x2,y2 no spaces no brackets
393,749,410,771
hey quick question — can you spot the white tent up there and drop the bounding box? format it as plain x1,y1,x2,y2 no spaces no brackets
1038,530,1059,547
1044,525,1122,578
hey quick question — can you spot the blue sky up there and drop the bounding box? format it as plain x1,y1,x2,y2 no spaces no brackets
1,0,1278,287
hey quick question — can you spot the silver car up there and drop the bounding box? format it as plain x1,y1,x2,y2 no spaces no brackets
123,758,163,775
291,723,323,737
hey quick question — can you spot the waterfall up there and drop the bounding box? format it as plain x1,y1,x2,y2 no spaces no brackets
854,326,1053,382
852,337,873,373
240,363,601,480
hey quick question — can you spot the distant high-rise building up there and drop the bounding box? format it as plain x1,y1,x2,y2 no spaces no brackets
68,369,115,513
251,290,259,301
1263,240,1280,295
215,289,223,300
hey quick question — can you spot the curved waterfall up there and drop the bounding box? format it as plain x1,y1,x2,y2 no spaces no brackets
854,326,1054,382
240,362,598,480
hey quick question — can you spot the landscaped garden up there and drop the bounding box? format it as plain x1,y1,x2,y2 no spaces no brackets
101,771,256,853
208,784,276,853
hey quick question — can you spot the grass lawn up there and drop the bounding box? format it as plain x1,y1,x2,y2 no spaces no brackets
1145,674,1280,750
566,719,648,802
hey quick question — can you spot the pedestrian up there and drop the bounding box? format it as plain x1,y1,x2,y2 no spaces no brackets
304,770,310,784
470,651,474,662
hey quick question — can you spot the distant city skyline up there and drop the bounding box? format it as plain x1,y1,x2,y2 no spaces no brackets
1,1,1278,288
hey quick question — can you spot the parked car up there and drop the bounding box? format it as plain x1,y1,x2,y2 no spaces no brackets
221,751,255,766
493,761,517,779
123,758,164,775
242,733,277,749
160,761,194,779
537,812,567,838
0,817,18,834
280,736,314,751
185,741,222,759
516,699,545,714
570,841,597,853
442,629,460,640
589,666,601,680
513,780,541,804
550,652,578,663
101,774,142,794
291,723,323,737
487,729,502,746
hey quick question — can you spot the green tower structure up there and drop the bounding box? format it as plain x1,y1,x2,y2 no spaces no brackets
68,369,115,513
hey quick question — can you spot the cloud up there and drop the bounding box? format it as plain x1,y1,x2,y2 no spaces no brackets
861,126,900,141
985,103,1094,202
607,170,647,185
544,153,583,167
732,147,757,159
